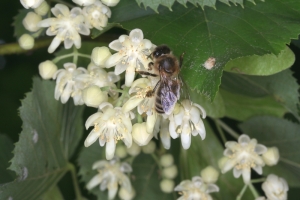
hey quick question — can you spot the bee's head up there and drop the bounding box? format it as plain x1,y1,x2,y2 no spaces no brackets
152,45,171,58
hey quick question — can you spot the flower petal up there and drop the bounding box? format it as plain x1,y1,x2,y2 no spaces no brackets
106,139,116,160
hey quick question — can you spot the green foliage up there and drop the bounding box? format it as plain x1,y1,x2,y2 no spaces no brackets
0,134,15,184
239,116,300,187
136,0,263,12
221,89,286,121
224,46,295,76
190,90,225,118
106,0,300,100
13,9,31,38
0,78,84,200
222,70,300,121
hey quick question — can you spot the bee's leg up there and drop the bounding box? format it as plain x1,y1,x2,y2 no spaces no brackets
179,52,185,68
152,80,161,93
148,62,154,70
136,70,158,77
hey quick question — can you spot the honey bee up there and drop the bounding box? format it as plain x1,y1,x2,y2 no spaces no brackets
137,45,184,115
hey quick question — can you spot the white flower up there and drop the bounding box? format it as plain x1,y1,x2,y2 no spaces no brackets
162,165,178,179
221,134,267,184
20,0,44,9
105,29,154,86
18,34,34,50
82,85,108,107
84,103,133,160
87,158,133,200
38,60,57,79
174,176,219,200
23,12,42,32
119,186,135,200
53,63,87,104
141,140,156,154
160,154,174,167
169,100,206,149
262,174,288,200
38,4,90,53
83,1,111,30
73,0,96,6
126,141,141,156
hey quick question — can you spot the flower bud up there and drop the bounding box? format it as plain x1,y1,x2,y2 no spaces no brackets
92,46,112,67
160,179,175,193
23,12,42,32
18,34,34,50
126,142,141,156
160,154,174,167
162,165,178,179
34,1,50,16
218,156,229,171
132,122,153,146
200,166,219,184
262,174,288,200
262,147,280,166
82,86,108,108
118,187,135,200
20,0,44,9
115,145,128,159
142,140,156,154
72,0,96,6
102,0,120,7
38,60,57,79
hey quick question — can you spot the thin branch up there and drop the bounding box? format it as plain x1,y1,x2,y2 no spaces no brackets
215,119,239,139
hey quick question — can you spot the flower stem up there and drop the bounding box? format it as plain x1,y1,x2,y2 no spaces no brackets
52,53,74,63
215,119,239,139
0,39,51,55
150,153,163,175
248,182,260,198
236,184,248,200
251,178,266,183
214,119,227,144
73,47,78,65
67,162,83,200
78,53,91,59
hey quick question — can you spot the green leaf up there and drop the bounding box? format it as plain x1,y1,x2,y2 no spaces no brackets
224,46,295,76
41,186,64,200
0,78,84,200
108,0,300,100
136,0,263,11
13,9,31,38
221,70,300,121
78,142,174,199
190,90,225,118
0,134,15,184
180,121,253,199
239,116,300,187
220,89,286,121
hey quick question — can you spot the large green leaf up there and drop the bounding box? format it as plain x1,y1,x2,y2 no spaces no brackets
78,142,174,200
107,0,300,100
190,90,225,118
0,78,84,200
136,0,262,12
0,134,15,184
221,70,300,121
223,46,295,76
180,121,253,200
239,116,300,187
221,89,286,121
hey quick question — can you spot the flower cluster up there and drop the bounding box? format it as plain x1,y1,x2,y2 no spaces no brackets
39,28,207,160
159,154,178,193
19,0,118,52
87,158,135,200
174,176,219,200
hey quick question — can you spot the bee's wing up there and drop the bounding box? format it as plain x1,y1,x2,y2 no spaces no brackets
160,79,180,115
178,75,191,101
